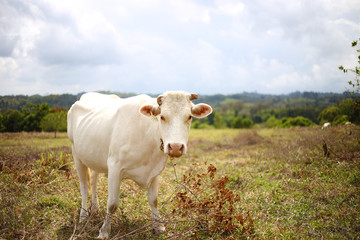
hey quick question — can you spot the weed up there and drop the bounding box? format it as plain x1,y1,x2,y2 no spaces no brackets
169,162,254,239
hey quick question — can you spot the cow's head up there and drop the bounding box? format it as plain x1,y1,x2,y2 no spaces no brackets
140,91,212,158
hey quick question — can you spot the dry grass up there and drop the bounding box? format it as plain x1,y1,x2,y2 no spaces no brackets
0,127,359,239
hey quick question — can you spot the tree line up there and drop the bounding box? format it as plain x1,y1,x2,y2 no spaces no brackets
0,103,67,137
191,92,359,129
0,91,358,134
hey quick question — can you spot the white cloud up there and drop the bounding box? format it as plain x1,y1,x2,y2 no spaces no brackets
0,0,359,95
216,0,245,16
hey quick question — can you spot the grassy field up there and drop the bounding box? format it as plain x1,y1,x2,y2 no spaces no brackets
0,126,359,239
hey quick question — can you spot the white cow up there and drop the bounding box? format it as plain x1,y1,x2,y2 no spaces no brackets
321,122,331,129
67,91,212,238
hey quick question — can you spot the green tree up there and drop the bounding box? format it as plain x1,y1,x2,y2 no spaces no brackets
2,110,24,132
265,116,281,128
281,116,315,127
231,116,253,128
40,111,67,138
0,112,5,132
338,98,358,123
22,103,50,131
213,112,227,129
333,115,349,125
318,106,340,124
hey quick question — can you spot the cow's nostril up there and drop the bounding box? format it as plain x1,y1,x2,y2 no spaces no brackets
168,143,184,157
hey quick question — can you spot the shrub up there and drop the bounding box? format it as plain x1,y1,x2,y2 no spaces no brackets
231,116,253,129
265,116,314,128
170,163,254,238
333,115,349,125
281,116,315,127
265,116,281,128
213,112,227,129
192,120,216,129
318,106,340,124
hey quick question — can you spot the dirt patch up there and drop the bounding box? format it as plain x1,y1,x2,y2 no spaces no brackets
0,146,42,171
231,130,269,147
0,145,71,172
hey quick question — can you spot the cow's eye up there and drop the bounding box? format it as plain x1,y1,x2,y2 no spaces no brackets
160,115,166,121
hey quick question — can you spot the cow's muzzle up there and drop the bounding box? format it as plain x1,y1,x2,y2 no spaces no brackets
168,143,185,158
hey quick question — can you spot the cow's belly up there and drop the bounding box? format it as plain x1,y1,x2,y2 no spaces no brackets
73,140,109,173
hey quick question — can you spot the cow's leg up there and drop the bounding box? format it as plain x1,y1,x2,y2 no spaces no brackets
148,176,165,234
98,164,121,239
73,154,90,222
90,170,99,214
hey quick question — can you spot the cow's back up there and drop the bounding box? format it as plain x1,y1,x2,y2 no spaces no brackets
67,92,121,142
67,93,156,173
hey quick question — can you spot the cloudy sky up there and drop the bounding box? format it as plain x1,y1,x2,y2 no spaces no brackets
1,0,359,95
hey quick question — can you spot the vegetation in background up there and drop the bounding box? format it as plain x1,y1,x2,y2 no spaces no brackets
0,91,359,133
0,103,68,135
40,110,67,138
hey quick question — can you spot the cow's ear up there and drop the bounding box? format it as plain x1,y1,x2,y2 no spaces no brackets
140,105,161,117
191,103,212,118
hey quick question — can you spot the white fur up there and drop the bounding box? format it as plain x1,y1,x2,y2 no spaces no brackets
67,91,212,238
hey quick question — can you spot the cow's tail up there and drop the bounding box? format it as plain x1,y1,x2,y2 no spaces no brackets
88,168,91,192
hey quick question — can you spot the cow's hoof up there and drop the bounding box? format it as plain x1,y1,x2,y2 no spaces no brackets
152,225,166,235
98,230,109,239
98,223,110,239
97,232,109,239
79,211,88,223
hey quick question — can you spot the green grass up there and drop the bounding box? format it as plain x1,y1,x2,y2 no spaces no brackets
0,127,359,239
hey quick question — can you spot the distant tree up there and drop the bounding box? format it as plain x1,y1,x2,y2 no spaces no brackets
191,120,215,129
338,98,358,123
40,111,67,138
265,116,281,128
318,106,340,124
242,118,254,128
333,115,349,125
231,116,253,128
213,112,227,129
221,100,244,116
0,112,5,132
265,116,314,128
2,110,24,132
22,103,50,131
191,120,200,129
231,116,242,128
281,116,315,127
